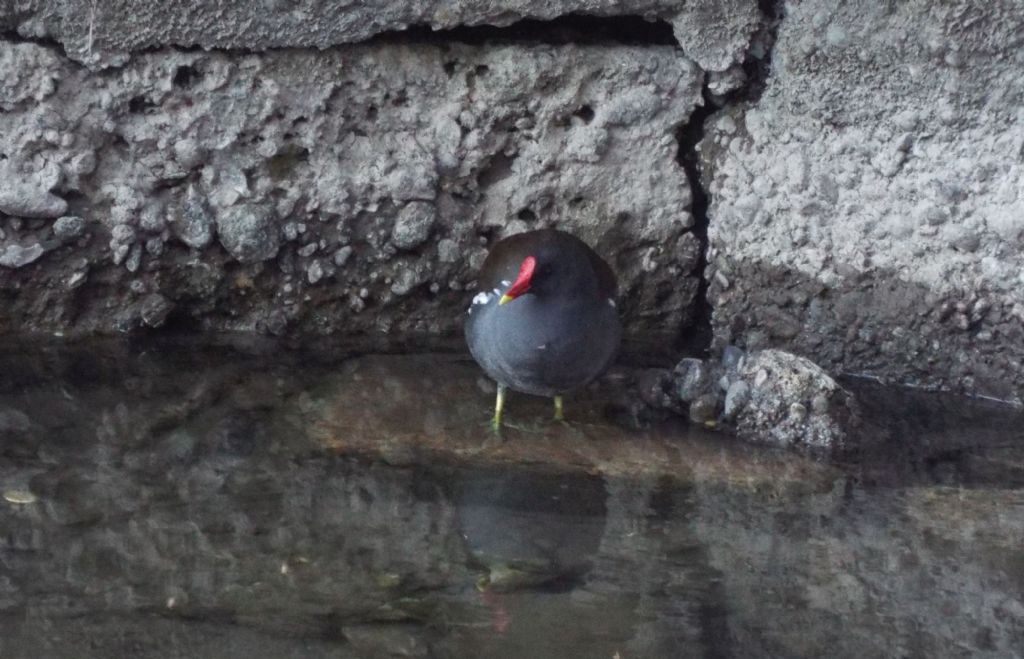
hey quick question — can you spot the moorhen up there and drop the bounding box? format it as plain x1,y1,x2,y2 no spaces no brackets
465,228,621,430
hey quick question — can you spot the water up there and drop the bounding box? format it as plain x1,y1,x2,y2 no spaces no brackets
0,336,1022,658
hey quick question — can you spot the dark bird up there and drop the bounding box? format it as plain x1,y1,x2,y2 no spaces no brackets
465,228,621,431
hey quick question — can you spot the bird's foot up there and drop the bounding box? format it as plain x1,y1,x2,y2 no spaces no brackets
550,396,585,434
475,416,505,442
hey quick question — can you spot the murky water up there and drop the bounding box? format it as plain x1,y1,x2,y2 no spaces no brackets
0,337,1022,658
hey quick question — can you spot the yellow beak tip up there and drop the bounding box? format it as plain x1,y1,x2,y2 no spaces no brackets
498,294,514,305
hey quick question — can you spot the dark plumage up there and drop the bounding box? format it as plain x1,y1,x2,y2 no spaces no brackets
465,229,621,428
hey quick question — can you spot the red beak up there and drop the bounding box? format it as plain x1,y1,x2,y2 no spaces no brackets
499,256,536,305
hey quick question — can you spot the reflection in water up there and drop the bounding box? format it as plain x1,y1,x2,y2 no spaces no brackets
0,337,1022,658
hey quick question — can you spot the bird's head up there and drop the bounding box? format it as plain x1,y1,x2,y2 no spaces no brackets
499,255,537,305
478,229,617,307
498,249,597,305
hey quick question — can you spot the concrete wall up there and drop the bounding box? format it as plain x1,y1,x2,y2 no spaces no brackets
2,0,1023,400
0,38,703,335
703,0,1024,401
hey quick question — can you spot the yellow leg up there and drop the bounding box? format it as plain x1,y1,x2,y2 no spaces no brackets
553,395,564,422
492,384,507,432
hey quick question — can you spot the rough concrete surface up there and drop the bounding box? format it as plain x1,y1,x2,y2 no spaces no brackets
703,0,1024,401
1,0,761,72
0,40,702,335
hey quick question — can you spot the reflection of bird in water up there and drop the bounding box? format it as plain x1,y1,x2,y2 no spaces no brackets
478,589,511,634
456,466,607,588
453,466,607,633
465,229,621,431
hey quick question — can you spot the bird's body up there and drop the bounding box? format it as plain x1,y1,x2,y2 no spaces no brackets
467,290,620,397
465,229,621,428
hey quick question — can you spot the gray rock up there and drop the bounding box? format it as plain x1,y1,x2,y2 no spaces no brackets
307,260,325,285
673,358,714,403
669,0,761,72
145,237,164,256
0,183,67,218
140,294,174,328
721,345,745,374
707,64,747,99
110,223,135,245
333,246,353,268
138,203,166,233
111,243,130,265
437,239,460,264
124,243,142,272
391,202,436,251
729,350,860,450
174,185,215,250
390,269,422,297
688,393,720,425
637,368,678,412
0,243,45,268
722,380,750,420
53,215,86,242
215,205,280,263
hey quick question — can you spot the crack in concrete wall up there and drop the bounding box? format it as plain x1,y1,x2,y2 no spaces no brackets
674,88,715,355
673,0,782,354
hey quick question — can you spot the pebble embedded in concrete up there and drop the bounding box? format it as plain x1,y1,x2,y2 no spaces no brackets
174,185,215,250
0,181,68,219
307,260,325,284
391,202,436,251
0,243,46,269
53,216,86,242
216,205,281,263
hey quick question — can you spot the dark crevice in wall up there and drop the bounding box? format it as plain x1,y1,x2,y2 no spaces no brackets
675,86,716,358
0,29,67,57
4,14,677,58
370,14,677,47
673,0,782,356
736,0,783,104
4,14,677,68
